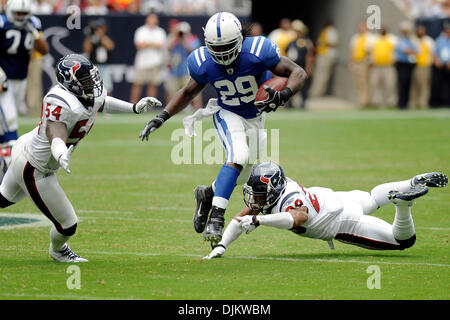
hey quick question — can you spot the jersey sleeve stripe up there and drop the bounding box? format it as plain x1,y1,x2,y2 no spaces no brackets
255,37,265,57
194,49,202,67
200,47,206,62
279,191,300,210
46,94,70,108
250,36,260,54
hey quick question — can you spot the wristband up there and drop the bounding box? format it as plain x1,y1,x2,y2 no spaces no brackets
158,110,171,122
252,215,260,227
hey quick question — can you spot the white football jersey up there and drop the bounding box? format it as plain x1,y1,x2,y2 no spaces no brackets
270,177,344,240
24,85,106,173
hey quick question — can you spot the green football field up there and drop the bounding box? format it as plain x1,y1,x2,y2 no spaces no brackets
0,109,449,300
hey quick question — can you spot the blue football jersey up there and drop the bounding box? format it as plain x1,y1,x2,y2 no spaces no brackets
187,36,281,119
0,15,42,80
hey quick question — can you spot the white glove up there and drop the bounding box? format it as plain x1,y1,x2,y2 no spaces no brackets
0,67,7,92
24,21,41,40
58,145,74,174
202,245,226,260
236,215,259,234
133,97,162,114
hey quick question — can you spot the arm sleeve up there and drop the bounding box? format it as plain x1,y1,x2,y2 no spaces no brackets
257,212,294,229
102,96,134,113
219,219,243,248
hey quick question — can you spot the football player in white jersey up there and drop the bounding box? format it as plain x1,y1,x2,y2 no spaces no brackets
0,54,161,262
204,162,448,259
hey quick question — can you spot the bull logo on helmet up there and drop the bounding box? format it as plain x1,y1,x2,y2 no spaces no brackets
58,60,81,82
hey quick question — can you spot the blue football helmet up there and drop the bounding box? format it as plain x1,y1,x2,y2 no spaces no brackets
55,54,103,107
243,162,287,212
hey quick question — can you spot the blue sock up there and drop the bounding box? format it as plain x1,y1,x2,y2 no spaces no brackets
212,164,240,210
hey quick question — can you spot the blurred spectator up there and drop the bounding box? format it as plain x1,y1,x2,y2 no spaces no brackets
268,18,296,56
402,0,447,18
410,25,435,109
130,13,166,104
249,21,263,37
84,0,108,14
370,26,398,107
395,21,418,109
168,0,217,15
53,0,83,14
25,51,46,116
309,19,339,97
285,20,314,109
83,18,115,94
430,23,450,107
166,21,201,109
107,0,139,13
140,0,163,14
349,21,374,107
30,0,54,14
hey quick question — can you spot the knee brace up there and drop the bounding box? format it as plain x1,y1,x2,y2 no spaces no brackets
0,192,14,208
396,234,416,250
58,223,77,237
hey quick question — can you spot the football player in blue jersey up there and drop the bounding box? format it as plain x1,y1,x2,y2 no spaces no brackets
139,12,307,245
0,0,49,166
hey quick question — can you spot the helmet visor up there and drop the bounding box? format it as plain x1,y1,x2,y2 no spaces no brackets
206,36,242,65
78,67,103,99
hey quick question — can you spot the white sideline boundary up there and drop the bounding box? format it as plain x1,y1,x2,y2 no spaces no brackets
83,250,450,268
0,292,133,300
1,246,447,268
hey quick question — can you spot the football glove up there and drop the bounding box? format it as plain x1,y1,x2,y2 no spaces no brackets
254,86,293,113
139,110,171,141
58,145,75,174
0,67,7,92
24,21,41,40
236,215,259,234
133,97,162,114
202,244,226,260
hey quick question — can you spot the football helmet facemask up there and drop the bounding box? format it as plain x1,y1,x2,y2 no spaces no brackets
243,162,287,212
203,12,243,66
6,0,32,28
55,54,104,107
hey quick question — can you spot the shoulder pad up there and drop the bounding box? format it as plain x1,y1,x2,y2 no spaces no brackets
29,16,42,31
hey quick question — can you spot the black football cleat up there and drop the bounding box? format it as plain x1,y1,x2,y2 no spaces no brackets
388,184,429,207
203,207,225,245
411,172,448,188
193,185,214,233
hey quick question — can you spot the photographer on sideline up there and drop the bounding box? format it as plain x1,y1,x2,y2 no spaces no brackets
167,21,201,109
83,18,115,94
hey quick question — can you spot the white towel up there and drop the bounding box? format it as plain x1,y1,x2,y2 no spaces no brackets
182,98,221,137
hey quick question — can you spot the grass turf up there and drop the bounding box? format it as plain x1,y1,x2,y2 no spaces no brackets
0,109,449,300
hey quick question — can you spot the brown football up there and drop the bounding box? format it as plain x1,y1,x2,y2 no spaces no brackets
254,77,288,107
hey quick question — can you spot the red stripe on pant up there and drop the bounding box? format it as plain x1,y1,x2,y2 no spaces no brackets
23,162,64,232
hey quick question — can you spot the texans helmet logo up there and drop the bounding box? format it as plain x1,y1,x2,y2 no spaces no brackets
260,172,281,190
58,60,81,82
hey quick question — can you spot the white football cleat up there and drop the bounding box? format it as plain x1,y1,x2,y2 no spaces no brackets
202,244,226,260
50,244,88,263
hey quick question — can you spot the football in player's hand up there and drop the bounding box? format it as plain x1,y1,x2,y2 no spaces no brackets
254,77,288,107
